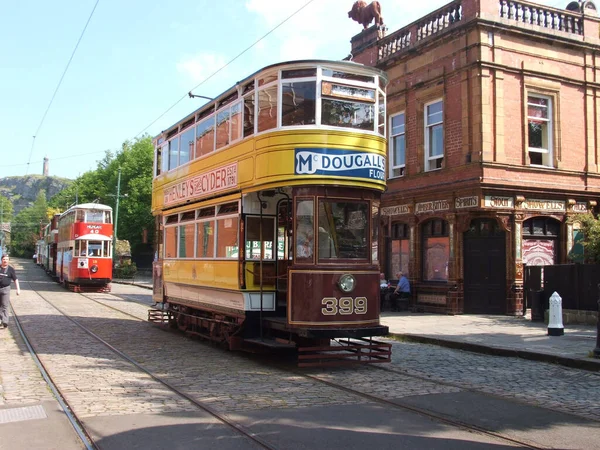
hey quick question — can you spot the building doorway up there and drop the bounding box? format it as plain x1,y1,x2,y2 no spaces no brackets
463,219,506,314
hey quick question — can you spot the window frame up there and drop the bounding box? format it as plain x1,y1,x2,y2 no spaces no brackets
154,64,387,176
389,111,406,178
421,218,449,282
388,222,409,279
526,93,554,168
424,99,444,172
244,216,276,260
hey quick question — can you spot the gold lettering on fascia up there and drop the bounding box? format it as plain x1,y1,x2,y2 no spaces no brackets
522,199,565,211
415,200,450,214
484,196,514,208
381,204,411,216
163,163,238,207
572,203,587,213
455,196,478,209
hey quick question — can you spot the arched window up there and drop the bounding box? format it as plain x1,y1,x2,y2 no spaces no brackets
389,222,409,279
523,217,560,266
465,218,503,237
422,219,449,281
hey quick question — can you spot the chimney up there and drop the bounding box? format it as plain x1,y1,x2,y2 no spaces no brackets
350,25,386,67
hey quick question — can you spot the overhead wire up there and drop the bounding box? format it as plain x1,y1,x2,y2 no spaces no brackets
134,0,316,138
25,0,102,175
15,0,316,179
4,149,116,168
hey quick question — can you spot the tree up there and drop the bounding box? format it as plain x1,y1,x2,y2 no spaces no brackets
579,213,600,263
48,159,112,209
0,195,13,220
104,137,155,261
0,196,13,254
45,137,155,265
11,190,48,256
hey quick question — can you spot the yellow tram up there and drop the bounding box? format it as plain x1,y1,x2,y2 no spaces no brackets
151,60,391,365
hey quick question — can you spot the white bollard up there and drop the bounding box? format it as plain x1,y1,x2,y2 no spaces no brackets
548,291,564,336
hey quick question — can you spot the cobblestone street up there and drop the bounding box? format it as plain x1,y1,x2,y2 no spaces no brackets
385,341,600,421
1,270,599,449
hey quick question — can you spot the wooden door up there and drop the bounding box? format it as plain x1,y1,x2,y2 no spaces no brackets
463,220,506,314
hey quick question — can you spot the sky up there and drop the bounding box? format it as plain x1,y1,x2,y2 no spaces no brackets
1,0,563,181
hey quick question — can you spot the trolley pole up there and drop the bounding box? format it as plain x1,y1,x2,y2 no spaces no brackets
113,168,121,263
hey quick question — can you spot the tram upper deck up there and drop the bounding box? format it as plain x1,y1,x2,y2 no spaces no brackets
152,60,388,213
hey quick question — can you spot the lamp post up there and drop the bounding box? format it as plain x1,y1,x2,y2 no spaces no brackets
110,168,127,263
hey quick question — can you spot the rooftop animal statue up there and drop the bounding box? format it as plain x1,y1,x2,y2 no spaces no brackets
348,1,384,29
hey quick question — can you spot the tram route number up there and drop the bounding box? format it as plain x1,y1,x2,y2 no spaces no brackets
321,297,367,316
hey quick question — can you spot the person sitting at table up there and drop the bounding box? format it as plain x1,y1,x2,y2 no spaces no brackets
387,271,410,312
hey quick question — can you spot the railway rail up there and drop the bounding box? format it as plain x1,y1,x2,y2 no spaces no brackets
11,276,561,449
13,287,277,449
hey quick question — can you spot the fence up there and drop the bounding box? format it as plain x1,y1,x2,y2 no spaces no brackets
112,267,152,284
524,264,600,312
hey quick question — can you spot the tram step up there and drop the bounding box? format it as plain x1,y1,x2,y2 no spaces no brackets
148,309,172,324
244,337,297,349
298,338,392,367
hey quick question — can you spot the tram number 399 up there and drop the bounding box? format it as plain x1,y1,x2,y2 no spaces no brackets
321,297,367,316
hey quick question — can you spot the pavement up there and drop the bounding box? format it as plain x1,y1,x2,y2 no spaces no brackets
0,261,598,449
115,273,600,372
381,310,600,372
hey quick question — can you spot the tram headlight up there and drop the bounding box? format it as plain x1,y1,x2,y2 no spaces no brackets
90,265,99,273
338,274,356,293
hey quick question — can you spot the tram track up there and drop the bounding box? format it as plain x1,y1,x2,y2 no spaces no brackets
79,290,549,449
297,370,546,450
12,277,559,449
84,290,553,449
15,286,277,450
9,302,95,450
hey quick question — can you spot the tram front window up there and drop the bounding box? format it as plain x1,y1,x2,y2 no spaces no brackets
321,99,375,130
88,242,102,257
86,211,104,223
318,200,369,260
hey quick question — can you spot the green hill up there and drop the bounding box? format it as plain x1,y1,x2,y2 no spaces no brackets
0,175,73,216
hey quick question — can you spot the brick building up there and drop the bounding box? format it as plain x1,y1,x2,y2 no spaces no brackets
351,0,600,314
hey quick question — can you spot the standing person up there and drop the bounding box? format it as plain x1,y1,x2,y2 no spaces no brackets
391,271,410,311
0,255,20,329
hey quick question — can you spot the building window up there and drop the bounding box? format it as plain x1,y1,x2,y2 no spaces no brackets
522,217,560,266
425,100,443,171
389,223,409,279
422,219,449,281
390,112,406,178
527,95,553,167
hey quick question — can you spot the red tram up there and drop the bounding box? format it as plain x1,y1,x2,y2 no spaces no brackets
56,203,113,291
40,214,60,278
